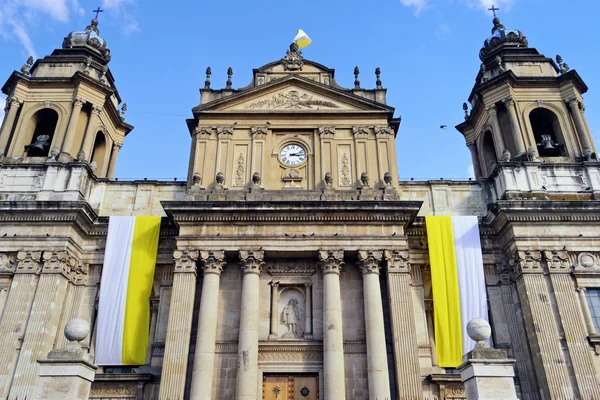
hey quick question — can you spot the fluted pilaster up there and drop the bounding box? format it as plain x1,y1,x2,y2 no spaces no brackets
159,250,199,400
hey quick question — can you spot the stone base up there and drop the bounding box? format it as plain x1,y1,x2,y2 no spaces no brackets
35,359,97,400
459,359,517,400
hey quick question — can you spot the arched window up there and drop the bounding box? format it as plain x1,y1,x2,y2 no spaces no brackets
25,109,58,157
529,108,564,157
481,130,497,175
90,131,107,172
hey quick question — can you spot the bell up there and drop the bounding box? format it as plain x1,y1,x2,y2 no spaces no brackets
537,134,561,157
25,134,51,156
542,139,556,152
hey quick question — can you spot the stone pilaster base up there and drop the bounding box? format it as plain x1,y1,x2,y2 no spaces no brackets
34,359,97,399
459,359,517,400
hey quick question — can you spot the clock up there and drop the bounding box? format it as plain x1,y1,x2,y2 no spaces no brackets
279,143,307,167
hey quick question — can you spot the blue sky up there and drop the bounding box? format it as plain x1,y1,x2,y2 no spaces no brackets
0,0,598,180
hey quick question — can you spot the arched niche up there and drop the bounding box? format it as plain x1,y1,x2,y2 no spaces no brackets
278,287,305,339
529,108,565,157
478,130,498,176
24,109,59,157
90,131,108,173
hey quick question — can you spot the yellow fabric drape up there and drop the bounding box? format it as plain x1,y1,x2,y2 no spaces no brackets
425,216,463,367
122,216,161,365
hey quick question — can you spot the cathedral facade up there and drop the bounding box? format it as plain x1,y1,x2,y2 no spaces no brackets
0,13,599,400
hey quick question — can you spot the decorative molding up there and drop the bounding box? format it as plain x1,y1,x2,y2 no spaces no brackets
173,250,198,274
374,126,391,139
42,250,88,284
234,153,245,186
509,250,542,277
199,250,225,276
251,126,268,137
171,213,413,223
385,249,410,274
0,253,14,274
216,126,234,136
282,43,304,71
339,153,351,186
318,126,336,138
543,250,570,273
267,260,316,276
244,91,340,110
73,97,85,108
358,250,383,275
318,250,344,275
195,126,214,137
239,250,265,275
502,96,515,108
90,104,102,115
15,251,42,274
352,126,370,138
575,252,600,270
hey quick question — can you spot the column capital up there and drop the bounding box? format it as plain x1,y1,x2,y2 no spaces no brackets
8,96,23,108
90,104,102,115
113,142,123,151
374,126,392,139
485,104,497,115
15,251,42,274
318,126,336,138
194,126,214,137
239,250,265,274
502,96,515,107
566,96,581,107
542,250,570,273
42,250,88,284
251,126,268,137
466,140,476,150
73,97,85,107
318,250,344,275
358,250,383,275
199,250,226,276
385,249,410,274
216,125,234,136
508,250,542,278
173,250,199,274
0,253,14,275
270,281,280,289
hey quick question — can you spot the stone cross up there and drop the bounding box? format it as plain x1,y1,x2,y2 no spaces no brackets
92,7,104,19
488,4,499,18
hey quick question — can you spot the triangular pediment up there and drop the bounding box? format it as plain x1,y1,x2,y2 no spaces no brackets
194,76,393,113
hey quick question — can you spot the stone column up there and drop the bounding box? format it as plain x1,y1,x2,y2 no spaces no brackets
159,250,199,400
79,105,102,161
9,251,75,399
486,104,507,158
304,283,313,339
358,250,391,399
466,141,482,178
0,96,22,155
567,97,594,153
106,143,122,179
577,287,597,335
236,250,265,400
268,281,280,340
59,97,85,155
318,250,346,400
190,250,226,400
502,97,526,156
385,250,422,399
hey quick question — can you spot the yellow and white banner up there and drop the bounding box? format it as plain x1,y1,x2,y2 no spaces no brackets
95,216,161,366
425,216,488,367
293,29,311,48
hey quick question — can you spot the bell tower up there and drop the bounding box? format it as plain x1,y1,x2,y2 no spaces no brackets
457,13,596,180
0,14,132,178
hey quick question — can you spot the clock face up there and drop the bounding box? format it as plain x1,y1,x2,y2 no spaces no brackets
280,144,307,167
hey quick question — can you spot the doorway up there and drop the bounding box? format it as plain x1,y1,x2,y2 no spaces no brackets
262,374,319,400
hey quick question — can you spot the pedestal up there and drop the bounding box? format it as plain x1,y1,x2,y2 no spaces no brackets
459,359,518,400
34,359,97,400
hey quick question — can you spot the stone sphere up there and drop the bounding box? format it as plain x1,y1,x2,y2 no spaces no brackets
64,319,90,342
467,318,491,342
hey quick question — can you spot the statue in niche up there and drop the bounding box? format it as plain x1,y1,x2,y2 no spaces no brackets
281,298,303,338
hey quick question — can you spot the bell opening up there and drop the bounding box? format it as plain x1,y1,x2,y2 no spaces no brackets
25,109,58,157
530,108,565,157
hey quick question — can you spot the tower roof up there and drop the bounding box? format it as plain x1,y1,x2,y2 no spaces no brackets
479,17,528,62
62,18,111,63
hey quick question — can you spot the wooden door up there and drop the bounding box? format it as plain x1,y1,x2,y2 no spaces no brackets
262,375,318,400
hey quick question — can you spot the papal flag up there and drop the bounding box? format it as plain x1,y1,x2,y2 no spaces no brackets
425,216,488,367
95,216,161,366
293,29,311,48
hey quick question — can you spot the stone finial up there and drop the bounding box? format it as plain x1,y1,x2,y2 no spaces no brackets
360,172,369,187
252,172,261,185
226,67,233,89
21,56,33,76
353,66,360,89
383,172,392,186
47,319,90,360
496,55,505,73
216,172,225,185
324,172,333,186
375,67,382,89
192,172,201,185
480,63,488,84
120,103,127,121
556,54,570,74
467,318,491,343
463,102,469,120
501,149,511,162
204,66,212,89
76,150,86,162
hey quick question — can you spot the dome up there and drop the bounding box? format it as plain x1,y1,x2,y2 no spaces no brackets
479,17,528,61
62,19,111,63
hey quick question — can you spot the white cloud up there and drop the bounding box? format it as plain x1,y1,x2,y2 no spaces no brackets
399,0,428,13
102,0,140,34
